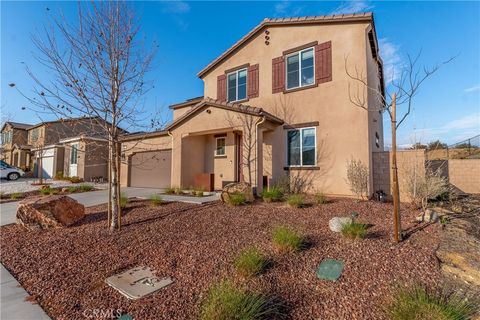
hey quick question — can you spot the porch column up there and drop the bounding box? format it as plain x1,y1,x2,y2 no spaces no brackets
255,129,264,195
170,133,182,188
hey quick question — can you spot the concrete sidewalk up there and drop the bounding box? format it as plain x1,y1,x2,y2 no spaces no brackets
1,265,50,320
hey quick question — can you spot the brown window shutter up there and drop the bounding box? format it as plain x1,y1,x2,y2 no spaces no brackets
247,64,259,99
217,74,227,102
315,41,332,84
272,56,285,93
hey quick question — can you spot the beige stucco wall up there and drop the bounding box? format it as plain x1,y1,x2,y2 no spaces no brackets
200,22,382,196
448,159,480,194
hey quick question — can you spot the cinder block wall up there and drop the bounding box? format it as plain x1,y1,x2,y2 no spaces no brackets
448,159,480,194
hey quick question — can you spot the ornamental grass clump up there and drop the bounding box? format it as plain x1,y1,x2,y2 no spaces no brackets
286,194,304,208
200,281,280,320
79,183,94,192
387,286,475,320
314,192,327,204
272,226,306,252
261,187,283,203
341,222,368,240
10,192,22,200
228,192,246,206
165,186,176,195
234,247,267,277
149,194,163,206
120,193,129,209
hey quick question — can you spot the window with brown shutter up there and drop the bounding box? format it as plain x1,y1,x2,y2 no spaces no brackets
247,64,259,98
315,41,332,84
217,74,227,102
272,56,285,93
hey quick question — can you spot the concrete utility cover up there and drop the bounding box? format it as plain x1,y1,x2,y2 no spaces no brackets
316,259,344,281
106,266,173,300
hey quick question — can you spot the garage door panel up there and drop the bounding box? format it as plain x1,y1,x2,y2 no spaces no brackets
130,150,171,188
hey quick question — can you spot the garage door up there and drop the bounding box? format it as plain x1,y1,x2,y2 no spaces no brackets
130,150,172,188
38,156,54,179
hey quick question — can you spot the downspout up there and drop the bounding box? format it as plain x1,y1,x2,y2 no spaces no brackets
255,115,266,195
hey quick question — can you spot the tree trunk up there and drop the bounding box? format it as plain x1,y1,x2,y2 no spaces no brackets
109,140,119,231
391,94,402,242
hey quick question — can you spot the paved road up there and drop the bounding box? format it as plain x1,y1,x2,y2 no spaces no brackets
0,187,219,319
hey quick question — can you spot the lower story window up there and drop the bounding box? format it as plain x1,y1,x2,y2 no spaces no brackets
70,144,78,164
215,137,226,156
287,127,316,166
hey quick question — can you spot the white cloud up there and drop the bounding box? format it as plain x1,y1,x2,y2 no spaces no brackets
331,0,373,15
378,38,402,84
273,0,304,17
464,85,480,93
162,0,190,14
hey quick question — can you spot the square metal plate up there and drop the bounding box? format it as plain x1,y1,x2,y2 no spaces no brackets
106,266,173,300
316,259,344,281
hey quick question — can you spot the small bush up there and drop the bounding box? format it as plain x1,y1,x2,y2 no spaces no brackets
79,184,94,192
387,286,475,320
49,188,59,195
67,186,78,193
346,158,369,199
120,193,128,209
286,194,304,208
228,193,246,206
174,187,182,195
262,187,283,203
165,186,176,195
234,247,267,277
195,190,204,197
314,192,327,204
54,171,64,180
69,176,83,183
200,281,280,320
10,192,22,200
341,222,368,240
39,187,52,195
272,226,305,252
149,194,163,206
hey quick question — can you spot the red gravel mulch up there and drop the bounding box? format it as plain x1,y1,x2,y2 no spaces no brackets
0,198,442,319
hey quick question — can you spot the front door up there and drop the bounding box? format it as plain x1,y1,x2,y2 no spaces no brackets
69,143,78,177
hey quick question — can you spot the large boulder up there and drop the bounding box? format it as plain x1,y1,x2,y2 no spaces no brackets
16,195,85,229
221,182,254,203
329,217,353,232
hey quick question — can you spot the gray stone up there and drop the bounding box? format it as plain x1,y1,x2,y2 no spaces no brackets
416,209,440,223
329,217,353,232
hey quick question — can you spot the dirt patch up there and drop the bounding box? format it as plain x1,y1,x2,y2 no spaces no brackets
0,199,442,319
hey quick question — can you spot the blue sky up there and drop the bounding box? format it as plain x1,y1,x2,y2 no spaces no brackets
1,1,479,146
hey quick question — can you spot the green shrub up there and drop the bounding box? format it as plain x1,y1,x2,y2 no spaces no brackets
234,247,266,277
149,194,163,206
54,171,64,180
195,190,204,197
314,192,327,204
174,187,182,195
69,176,82,183
39,187,52,195
286,194,304,208
49,188,59,195
272,226,305,252
165,186,176,195
387,286,475,320
228,193,246,206
79,184,94,192
200,281,280,320
261,187,283,203
10,192,22,200
341,222,368,240
120,193,128,209
67,186,79,193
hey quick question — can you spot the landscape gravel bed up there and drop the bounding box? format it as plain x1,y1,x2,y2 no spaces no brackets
0,178,107,195
0,198,442,319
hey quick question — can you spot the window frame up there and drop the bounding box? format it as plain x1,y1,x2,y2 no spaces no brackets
70,143,78,165
215,137,226,157
226,68,248,102
285,47,315,90
285,127,317,167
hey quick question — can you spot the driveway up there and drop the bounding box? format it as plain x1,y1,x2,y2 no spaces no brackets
0,178,108,195
0,187,219,226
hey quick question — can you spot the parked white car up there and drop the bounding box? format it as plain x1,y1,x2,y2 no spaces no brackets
0,160,25,180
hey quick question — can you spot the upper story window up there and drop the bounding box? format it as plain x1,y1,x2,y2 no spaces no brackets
287,127,316,166
227,68,247,102
30,128,40,142
1,132,12,144
215,137,226,156
286,47,314,90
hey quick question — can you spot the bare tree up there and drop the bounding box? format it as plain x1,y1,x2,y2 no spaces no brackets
345,52,454,242
11,2,158,230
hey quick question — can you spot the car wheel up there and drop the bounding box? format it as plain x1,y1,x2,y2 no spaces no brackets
7,172,20,181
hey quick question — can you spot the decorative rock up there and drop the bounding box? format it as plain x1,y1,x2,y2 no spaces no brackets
220,182,254,203
416,209,440,223
329,217,353,232
16,195,85,230
61,187,70,193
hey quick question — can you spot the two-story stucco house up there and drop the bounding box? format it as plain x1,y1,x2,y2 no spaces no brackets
121,13,385,197
0,122,34,170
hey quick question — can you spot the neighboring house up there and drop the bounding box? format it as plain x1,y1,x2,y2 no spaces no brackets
2,116,125,181
121,13,384,197
0,122,34,170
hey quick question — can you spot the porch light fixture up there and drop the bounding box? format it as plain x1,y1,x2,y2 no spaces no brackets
206,109,211,114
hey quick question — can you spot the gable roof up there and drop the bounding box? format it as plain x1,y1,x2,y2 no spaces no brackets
198,12,375,78
169,96,204,109
166,97,284,131
1,121,34,131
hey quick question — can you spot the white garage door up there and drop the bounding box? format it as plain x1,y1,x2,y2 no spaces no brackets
39,156,54,179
